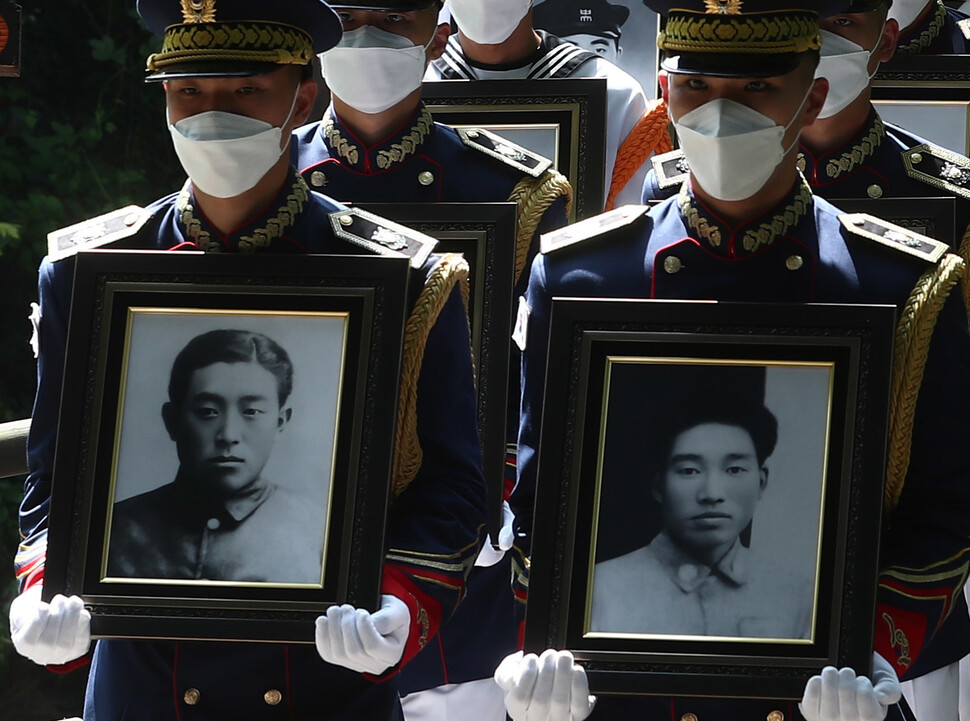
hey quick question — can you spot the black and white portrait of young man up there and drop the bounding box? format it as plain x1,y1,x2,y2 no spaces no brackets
104,311,347,587
589,361,830,641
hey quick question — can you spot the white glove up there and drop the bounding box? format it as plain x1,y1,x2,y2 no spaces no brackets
495,649,597,721
800,652,902,721
476,501,516,567
314,594,410,675
9,585,91,666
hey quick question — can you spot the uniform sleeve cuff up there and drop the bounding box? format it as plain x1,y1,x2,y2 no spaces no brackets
873,602,926,679
367,565,443,678
47,655,91,674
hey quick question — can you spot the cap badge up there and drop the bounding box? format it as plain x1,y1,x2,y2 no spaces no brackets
181,0,216,24
580,9,592,21
704,0,742,14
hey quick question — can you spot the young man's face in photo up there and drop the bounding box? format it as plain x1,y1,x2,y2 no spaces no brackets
165,360,291,495
655,422,768,562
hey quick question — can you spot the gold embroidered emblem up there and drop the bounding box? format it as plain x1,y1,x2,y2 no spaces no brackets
897,0,946,54
882,612,912,668
376,108,434,170
825,116,886,180
678,176,813,254
417,606,430,649
181,0,216,24
323,113,360,166
177,172,309,253
705,0,742,14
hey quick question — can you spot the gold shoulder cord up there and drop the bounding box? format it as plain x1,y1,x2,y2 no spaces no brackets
958,221,970,313
886,252,966,512
508,170,573,285
393,253,471,497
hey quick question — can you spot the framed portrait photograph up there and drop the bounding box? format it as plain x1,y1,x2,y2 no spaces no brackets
44,250,411,643
830,196,957,246
873,57,970,155
524,298,897,699
421,78,607,221
0,1,21,78
354,202,517,539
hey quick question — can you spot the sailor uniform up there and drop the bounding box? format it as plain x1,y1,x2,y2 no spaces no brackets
17,171,487,721
424,30,649,208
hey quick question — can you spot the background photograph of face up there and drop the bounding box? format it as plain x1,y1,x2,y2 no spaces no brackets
111,310,345,514
530,0,660,98
593,361,830,614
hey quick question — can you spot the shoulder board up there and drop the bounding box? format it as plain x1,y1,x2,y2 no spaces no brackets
958,17,970,40
839,212,948,264
651,149,690,190
902,143,970,200
330,207,436,269
540,204,649,255
457,128,552,178
47,205,151,262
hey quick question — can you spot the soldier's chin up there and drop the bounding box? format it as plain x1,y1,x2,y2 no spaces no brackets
208,468,257,494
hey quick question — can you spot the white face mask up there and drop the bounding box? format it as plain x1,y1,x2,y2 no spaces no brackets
815,28,881,119
449,0,533,45
168,87,300,199
321,25,432,115
672,89,810,202
889,0,929,31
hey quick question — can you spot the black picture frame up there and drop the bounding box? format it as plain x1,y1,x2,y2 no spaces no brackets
421,78,608,221
45,250,411,644
354,202,516,540
830,197,957,247
524,298,896,699
873,56,970,155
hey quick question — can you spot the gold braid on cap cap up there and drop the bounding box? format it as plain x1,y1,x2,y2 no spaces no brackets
659,10,821,54
147,21,314,71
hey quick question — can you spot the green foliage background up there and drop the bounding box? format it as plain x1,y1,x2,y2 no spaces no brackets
1,1,184,715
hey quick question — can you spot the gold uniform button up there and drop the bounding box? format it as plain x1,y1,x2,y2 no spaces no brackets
124,213,140,227
786,255,804,271
418,171,435,186
183,688,201,706
339,215,354,227
867,184,884,199
663,256,683,274
767,711,785,721
910,152,923,165
310,171,327,187
467,129,480,139
264,689,283,706
680,714,699,721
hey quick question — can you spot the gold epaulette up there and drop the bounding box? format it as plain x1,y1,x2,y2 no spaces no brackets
902,143,970,200
651,148,690,190
393,253,471,497
458,128,553,178
540,204,649,255
330,207,437,269
839,213,948,264
47,205,152,262
508,169,573,284
885,252,965,512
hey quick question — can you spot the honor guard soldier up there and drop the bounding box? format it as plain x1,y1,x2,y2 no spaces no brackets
500,2,970,721
532,0,630,64
889,0,969,53
424,0,652,209
9,1,487,719
293,2,569,719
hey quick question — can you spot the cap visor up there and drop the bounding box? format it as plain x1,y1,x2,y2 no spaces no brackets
661,52,802,78
145,61,285,83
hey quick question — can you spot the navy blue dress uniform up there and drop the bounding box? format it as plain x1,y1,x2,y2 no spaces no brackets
513,1,970,720
894,0,969,54
292,51,570,698
14,1,488,718
644,114,970,249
